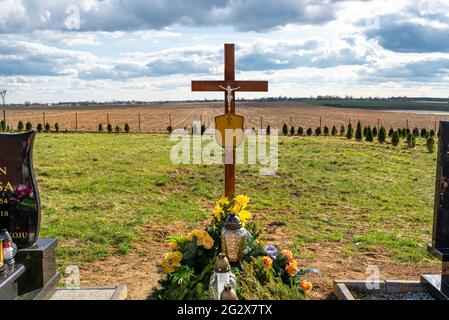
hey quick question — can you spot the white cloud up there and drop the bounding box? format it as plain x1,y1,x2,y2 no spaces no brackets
2,0,449,102
0,0,336,33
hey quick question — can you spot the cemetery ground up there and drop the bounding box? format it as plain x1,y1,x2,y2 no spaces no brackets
35,133,440,299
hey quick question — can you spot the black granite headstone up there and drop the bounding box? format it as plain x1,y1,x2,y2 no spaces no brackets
0,132,60,300
0,131,40,248
424,121,449,299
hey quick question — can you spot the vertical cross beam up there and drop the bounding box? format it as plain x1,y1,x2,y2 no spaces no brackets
191,43,268,199
225,44,235,114
224,44,235,198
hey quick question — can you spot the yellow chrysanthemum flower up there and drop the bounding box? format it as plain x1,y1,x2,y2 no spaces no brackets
172,251,183,263
238,209,251,224
161,260,175,274
196,231,214,249
234,195,249,208
217,197,229,206
232,203,242,213
200,235,214,250
186,229,201,241
161,251,183,274
213,205,223,219
186,229,214,249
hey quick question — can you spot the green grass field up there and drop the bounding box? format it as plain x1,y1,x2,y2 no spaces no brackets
34,133,438,269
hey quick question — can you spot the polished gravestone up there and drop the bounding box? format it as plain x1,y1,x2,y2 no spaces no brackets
0,132,60,300
423,121,449,299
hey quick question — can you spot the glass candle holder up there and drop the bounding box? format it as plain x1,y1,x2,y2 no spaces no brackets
221,213,247,263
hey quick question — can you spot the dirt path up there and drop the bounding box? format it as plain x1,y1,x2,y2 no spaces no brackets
77,221,440,300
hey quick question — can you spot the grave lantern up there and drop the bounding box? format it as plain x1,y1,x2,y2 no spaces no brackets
0,236,6,276
209,253,236,300
220,284,238,300
1,229,17,266
221,213,247,265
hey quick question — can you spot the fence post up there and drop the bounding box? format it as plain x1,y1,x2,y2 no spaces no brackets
107,113,109,125
138,114,141,133
260,116,263,129
43,112,46,125
169,114,172,127
320,117,322,129
75,112,78,132
2,110,5,131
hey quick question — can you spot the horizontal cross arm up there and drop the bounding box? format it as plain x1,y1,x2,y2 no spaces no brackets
191,81,226,91
192,80,268,92
235,81,268,92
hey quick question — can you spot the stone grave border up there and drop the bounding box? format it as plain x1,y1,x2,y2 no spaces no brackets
333,279,433,300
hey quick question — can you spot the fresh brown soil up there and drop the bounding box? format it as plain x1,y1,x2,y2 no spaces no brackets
4,102,449,132
76,219,440,300
78,221,190,300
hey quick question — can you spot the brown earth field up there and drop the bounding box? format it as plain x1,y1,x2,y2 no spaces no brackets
4,101,449,133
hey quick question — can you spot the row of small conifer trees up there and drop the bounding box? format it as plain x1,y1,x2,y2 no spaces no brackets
279,121,436,153
0,120,131,133
98,123,130,133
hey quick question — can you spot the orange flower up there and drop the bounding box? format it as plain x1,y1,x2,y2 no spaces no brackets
168,242,179,251
263,256,273,268
281,249,294,261
285,260,299,277
301,280,313,292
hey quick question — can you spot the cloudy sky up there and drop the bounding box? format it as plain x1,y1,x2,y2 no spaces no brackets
1,0,449,103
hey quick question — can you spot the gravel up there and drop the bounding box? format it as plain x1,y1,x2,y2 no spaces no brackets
358,292,436,300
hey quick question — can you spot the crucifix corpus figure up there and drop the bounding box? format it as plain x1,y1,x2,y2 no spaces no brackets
191,43,268,198
218,85,240,107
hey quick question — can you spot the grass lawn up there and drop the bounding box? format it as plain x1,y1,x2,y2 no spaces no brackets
34,133,438,270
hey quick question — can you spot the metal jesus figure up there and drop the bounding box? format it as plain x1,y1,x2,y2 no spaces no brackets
192,43,268,198
219,85,240,110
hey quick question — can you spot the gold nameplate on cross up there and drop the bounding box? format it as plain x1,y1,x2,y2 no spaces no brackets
215,114,244,149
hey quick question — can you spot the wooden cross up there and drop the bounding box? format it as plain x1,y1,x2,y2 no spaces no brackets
192,43,268,198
